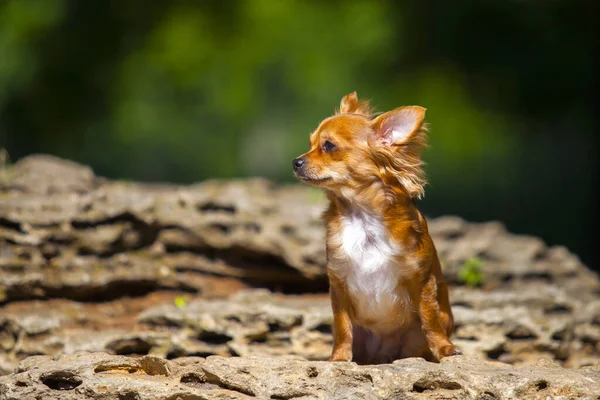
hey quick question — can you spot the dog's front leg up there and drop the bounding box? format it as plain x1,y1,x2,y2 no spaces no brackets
329,276,353,362
418,274,462,361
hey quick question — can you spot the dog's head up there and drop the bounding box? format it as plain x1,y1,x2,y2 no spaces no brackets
293,92,428,199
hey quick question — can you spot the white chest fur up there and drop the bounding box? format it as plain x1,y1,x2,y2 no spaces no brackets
334,210,413,332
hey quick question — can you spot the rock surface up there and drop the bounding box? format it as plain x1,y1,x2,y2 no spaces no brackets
1,155,595,302
1,154,600,398
2,285,600,376
2,351,600,400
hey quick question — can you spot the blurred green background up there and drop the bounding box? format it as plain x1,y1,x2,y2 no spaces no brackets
0,0,596,268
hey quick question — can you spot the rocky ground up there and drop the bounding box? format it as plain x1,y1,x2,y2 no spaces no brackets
1,155,600,399
3,352,600,400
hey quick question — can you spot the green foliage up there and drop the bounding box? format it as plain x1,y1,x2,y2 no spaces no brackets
0,1,595,266
0,0,66,106
174,295,188,310
458,257,484,288
0,0,523,183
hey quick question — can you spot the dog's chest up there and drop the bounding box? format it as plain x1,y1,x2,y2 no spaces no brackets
335,212,413,329
339,212,397,274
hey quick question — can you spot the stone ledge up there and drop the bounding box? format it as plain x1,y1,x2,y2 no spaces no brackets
1,352,599,400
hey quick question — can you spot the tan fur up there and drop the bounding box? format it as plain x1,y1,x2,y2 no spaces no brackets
293,92,460,364
338,91,376,118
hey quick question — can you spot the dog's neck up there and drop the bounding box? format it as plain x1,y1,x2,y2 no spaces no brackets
328,180,418,222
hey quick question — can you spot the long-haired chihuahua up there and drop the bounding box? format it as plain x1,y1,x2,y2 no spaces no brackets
293,92,461,364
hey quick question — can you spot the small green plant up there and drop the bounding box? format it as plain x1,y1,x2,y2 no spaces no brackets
174,295,188,309
458,257,484,287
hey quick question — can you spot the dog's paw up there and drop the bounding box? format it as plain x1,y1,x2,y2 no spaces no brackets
439,345,463,358
329,350,352,362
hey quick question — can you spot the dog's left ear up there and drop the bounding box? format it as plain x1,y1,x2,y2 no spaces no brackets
339,92,372,117
371,106,426,146
340,92,360,113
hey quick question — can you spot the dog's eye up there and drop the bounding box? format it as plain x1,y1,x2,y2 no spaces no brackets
322,140,336,153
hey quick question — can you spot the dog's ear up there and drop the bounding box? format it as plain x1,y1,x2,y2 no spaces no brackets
371,106,426,146
340,92,359,113
339,92,372,117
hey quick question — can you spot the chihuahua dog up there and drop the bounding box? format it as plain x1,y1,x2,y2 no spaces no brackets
293,92,461,364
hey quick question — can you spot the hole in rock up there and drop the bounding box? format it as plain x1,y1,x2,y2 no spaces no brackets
108,338,152,356
532,249,548,262
181,373,205,388
312,323,332,334
485,344,507,360
306,366,319,378
522,272,552,283
551,328,570,341
249,335,267,344
118,391,140,400
271,394,311,400
93,364,140,374
209,223,231,234
506,326,538,340
268,317,303,333
198,202,236,214
281,225,295,236
0,218,22,232
167,350,219,359
544,304,572,315
412,378,462,392
197,331,232,345
41,372,83,391
445,231,464,240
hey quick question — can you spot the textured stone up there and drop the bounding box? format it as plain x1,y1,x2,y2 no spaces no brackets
1,286,599,374
1,352,600,400
1,156,329,302
2,154,600,397
2,155,596,303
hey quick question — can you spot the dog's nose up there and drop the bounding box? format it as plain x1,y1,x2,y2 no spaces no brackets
293,157,306,170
